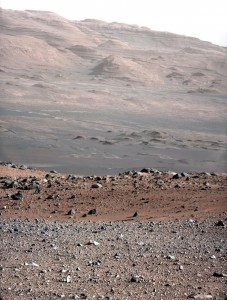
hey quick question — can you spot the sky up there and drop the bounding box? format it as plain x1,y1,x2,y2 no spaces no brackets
1,0,227,46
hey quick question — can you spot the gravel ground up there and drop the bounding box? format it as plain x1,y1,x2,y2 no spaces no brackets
1,218,226,300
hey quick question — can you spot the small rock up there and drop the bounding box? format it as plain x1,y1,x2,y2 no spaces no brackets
130,274,143,283
68,209,76,215
40,269,48,273
166,255,175,260
173,173,182,179
133,211,138,217
25,262,39,267
215,220,225,227
181,172,189,177
213,272,227,277
91,183,102,188
88,208,97,215
50,170,57,174
87,240,99,246
189,294,213,299
11,191,23,200
140,168,151,173
156,179,164,186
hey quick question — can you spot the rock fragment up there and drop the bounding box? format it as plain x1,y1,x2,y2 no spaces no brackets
11,191,23,200
91,183,102,188
67,209,76,215
88,208,97,215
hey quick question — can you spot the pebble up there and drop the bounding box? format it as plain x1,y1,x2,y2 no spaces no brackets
87,240,99,246
66,275,72,283
88,208,97,215
166,255,175,260
130,274,143,283
91,183,102,188
11,191,23,200
189,295,213,299
215,220,225,227
213,272,227,277
68,209,76,215
25,262,39,267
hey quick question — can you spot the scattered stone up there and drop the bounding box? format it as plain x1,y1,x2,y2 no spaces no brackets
181,172,189,177
67,174,77,180
156,179,164,186
91,183,102,188
133,211,138,217
11,191,23,200
87,240,99,246
140,168,151,173
25,262,39,267
88,208,97,215
68,209,76,215
213,272,227,277
66,275,72,283
166,255,175,260
188,294,213,299
130,274,143,283
40,269,48,273
34,183,41,193
173,173,182,179
215,220,225,227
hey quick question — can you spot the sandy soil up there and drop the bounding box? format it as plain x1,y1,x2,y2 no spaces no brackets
0,163,227,299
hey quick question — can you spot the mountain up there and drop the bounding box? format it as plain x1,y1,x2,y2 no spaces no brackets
0,8,227,174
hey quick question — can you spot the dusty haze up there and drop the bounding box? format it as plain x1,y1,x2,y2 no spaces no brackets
0,8,227,174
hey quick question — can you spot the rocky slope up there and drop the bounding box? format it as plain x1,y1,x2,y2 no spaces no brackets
0,8,227,174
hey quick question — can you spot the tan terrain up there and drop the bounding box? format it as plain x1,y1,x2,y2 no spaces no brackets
0,8,227,174
0,163,227,299
0,8,227,300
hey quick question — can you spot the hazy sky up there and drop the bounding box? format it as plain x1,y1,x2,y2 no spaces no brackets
1,0,227,46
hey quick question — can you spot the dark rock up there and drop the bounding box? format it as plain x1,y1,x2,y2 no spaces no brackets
181,172,189,177
215,220,225,227
11,191,23,200
213,272,227,277
130,274,143,283
7,180,19,189
88,208,97,215
34,183,41,193
91,183,102,188
173,173,182,179
50,170,57,174
133,211,138,217
140,168,151,173
67,174,77,180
